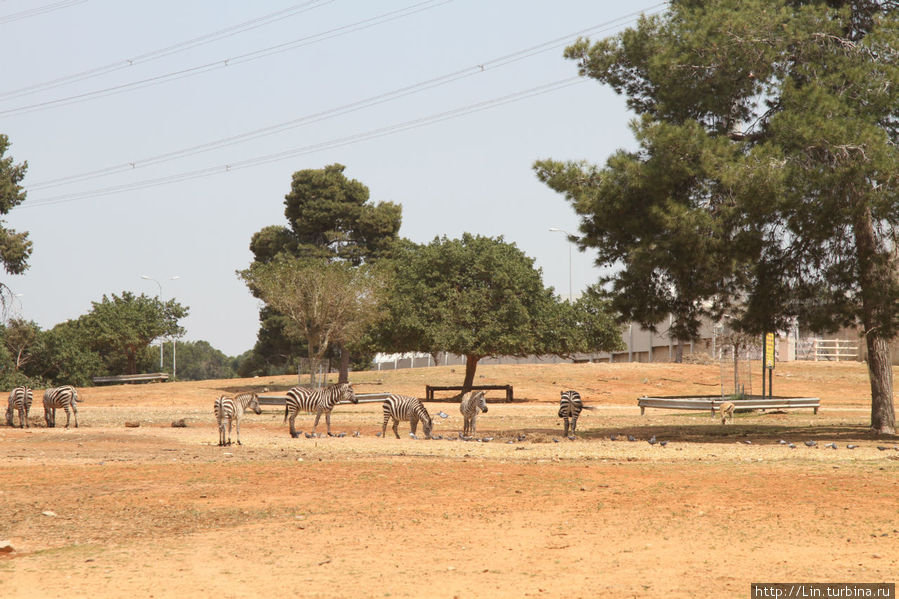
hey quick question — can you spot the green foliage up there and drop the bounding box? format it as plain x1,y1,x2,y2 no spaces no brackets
376,234,622,387
158,340,236,381
0,134,31,277
245,164,402,374
536,0,899,432
31,319,103,387
82,291,188,375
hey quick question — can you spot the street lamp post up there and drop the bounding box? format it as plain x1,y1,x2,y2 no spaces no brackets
141,274,180,375
549,227,573,302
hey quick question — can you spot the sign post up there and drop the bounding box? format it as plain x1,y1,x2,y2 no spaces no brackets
762,332,775,398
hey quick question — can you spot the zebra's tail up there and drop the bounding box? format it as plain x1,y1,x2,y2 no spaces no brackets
283,404,288,424
581,405,597,411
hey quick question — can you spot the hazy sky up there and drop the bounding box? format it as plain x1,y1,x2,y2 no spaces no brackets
2,0,660,357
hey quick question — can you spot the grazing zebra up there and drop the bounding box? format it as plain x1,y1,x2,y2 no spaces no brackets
6,386,33,428
459,390,487,437
43,385,79,428
283,383,357,438
214,392,262,446
558,390,583,437
381,394,433,439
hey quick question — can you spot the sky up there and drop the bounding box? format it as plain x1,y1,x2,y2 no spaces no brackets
1,0,660,357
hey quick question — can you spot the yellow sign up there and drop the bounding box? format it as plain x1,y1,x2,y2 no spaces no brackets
764,333,776,369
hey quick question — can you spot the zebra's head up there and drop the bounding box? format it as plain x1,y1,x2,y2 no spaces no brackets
249,393,262,415
340,383,357,404
421,411,433,439
474,390,487,413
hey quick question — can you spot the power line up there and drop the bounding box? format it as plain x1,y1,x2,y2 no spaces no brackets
0,0,86,25
0,0,335,101
0,0,454,117
22,76,586,208
26,4,665,191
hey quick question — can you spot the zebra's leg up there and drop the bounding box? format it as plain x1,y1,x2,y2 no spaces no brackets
470,414,477,436
218,419,224,446
312,411,323,435
410,416,418,437
63,406,72,428
392,419,400,439
288,410,299,438
570,413,578,436
72,404,78,428
235,416,242,446
563,417,570,437
18,407,26,428
325,411,333,436
22,406,29,429
381,412,389,438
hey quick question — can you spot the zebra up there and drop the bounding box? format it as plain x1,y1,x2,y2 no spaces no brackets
558,390,583,437
214,392,262,446
380,394,433,439
459,390,487,437
283,383,357,438
43,385,79,428
6,386,33,428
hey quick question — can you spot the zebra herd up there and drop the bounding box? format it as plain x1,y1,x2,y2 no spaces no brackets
5,385,80,429
211,384,589,444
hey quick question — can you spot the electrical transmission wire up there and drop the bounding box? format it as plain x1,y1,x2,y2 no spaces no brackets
23,76,586,208
0,0,86,25
0,0,453,117
25,3,665,192
0,0,335,101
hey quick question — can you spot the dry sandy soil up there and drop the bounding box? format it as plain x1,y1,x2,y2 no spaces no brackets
1,361,898,598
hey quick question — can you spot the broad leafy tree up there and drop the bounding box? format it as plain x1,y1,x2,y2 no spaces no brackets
376,234,622,393
83,292,188,375
245,163,402,380
146,340,236,381
239,257,387,384
536,0,899,434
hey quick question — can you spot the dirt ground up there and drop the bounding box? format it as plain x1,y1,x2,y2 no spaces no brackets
1,361,898,598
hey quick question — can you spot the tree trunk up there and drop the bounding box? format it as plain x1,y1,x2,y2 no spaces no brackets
854,204,896,434
337,344,350,384
866,333,895,435
461,355,480,395
675,341,684,363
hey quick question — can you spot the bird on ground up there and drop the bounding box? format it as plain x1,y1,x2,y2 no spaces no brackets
648,436,657,445
567,436,576,441
825,442,837,449
437,411,449,419
847,444,858,449
352,431,360,438
552,438,560,443
804,440,817,447
481,437,493,443
660,440,668,447
877,446,890,451
627,435,636,442
788,443,797,449
303,432,314,439
410,433,417,439
517,433,527,442
779,439,788,445
741,440,752,445
376,432,382,437
610,434,618,441
337,432,347,438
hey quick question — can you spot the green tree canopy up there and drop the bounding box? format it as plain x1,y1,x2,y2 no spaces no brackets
376,234,622,392
535,0,899,433
83,291,188,375
0,134,32,312
245,163,402,379
239,257,387,384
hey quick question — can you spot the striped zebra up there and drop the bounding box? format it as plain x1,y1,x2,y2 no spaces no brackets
459,390,487,437
43,385,79,428
214,392,262,446
6,386,33,428
283,383,357,438
381,394,433,439
558,390,583,437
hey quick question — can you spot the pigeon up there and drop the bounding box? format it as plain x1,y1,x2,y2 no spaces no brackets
410,433,418,439
567,436,575,441
506,440,515,444
609,434,618,441
804,440,817,447
517,433,527,442
481,437,493,443
552,438,560,443
778,439,788,445
788,443,796,449
352,431,360,438
303,432,314,439
648,436,657,445
659,440,668,447
337,432,347,438
437,411,449,419
847,444,858,449
877,446,890,451
741,440,752,445
627,435,636,442
376,432,382,437
432,434,443,440
825,442,837,449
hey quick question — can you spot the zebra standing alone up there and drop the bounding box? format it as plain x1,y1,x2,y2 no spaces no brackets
6,386,33,428
214,392,262,446
459,390,487,437
43,385,79,428
558,389,583,437
283,382,357,438
380,394,433,439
